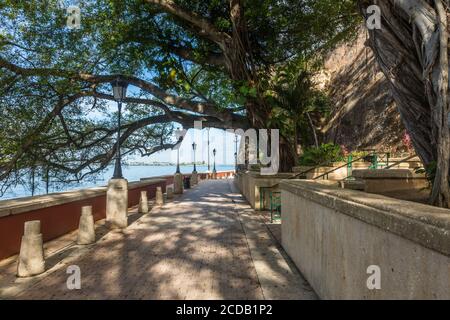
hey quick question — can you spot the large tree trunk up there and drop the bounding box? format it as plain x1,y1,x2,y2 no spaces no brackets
279,136,297,172
227,0,269,127
145,0,298,172
359,0,450,208
306,112,319,148
226,0,297,172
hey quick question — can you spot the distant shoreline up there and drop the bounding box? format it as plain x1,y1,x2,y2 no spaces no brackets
124,163,228,167
1,164,235,200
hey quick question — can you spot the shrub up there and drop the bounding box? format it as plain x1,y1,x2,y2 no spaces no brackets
349,151,370,159
299,143,345,166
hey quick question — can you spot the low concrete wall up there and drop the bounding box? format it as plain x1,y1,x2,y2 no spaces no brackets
353,169,428,193
141,171,234,183
281,180,450,299
387,157,422,169
0,179,166,260
293,162,350,180
235,171,295,210
293,162,373,180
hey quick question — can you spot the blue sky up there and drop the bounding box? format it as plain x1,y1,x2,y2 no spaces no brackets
143,128,240,165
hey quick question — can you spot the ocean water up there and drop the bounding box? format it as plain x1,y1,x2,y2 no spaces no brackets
0,164,235,201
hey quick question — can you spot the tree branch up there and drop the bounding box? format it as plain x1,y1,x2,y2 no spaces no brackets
0,57,238,122
144,0,231,45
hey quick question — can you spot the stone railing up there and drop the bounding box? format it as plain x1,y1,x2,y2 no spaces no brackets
352,169,428,193
0,170,235,260
140,170,235,183
292,162,353,180
281,180,450,299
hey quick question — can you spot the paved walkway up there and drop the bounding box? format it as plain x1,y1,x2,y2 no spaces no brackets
0,179,316,300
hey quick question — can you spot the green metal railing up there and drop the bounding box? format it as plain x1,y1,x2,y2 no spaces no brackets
258,188,281,223
314,151,395,180
384,154,417,169
257,151,417,220
367,152,391,170
340,153,418,184
270,191,281,223
258,155,371,213
314,153,374,180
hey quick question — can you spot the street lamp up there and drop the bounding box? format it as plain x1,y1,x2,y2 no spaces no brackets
176,127,182,174
212,148,217,174
234,134,239,172
111,79,128,179
192,142,197,173
207,128,211,172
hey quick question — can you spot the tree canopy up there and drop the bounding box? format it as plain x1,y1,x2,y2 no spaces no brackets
0,0,360,193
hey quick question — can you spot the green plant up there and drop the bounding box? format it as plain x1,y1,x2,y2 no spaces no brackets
416,161,450,194
349,151,370,159
416,161,437,186
299,143,345,166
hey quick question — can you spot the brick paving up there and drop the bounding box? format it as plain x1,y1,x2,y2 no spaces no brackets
0,179,316,300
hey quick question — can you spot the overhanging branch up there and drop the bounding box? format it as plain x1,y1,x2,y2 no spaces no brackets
144,0,231,45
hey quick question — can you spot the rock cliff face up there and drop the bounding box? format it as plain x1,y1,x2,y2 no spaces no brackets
319,29,405,152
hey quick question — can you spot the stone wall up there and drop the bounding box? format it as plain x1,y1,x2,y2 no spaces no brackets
293,162,351,180
281,180,450,299
319,28,405,151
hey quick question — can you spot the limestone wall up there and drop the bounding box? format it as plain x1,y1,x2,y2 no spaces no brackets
293,162,351,180
281,180,450,299
352,169,429,194
320,28,405,151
